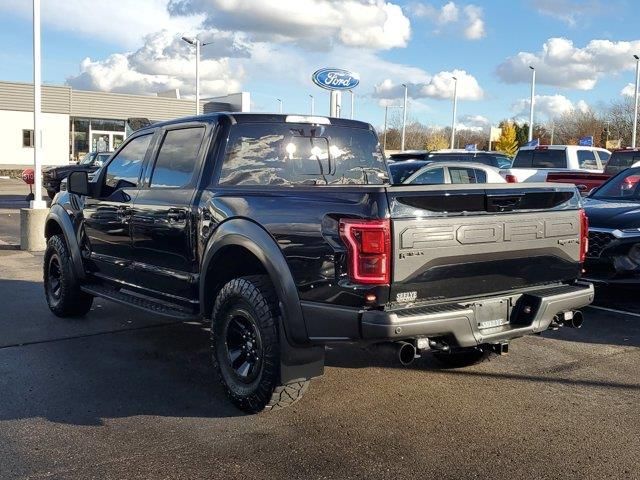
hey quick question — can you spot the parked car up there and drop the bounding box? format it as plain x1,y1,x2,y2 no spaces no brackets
583,167,640,282
43,151,112,199
546,148,640,194
502,145,611,183
44,113,593,414
402,162,506,185
388,150,512,169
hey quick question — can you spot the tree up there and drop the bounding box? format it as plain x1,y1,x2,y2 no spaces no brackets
515,123,529,146
495,122,518,156
424,130,449,150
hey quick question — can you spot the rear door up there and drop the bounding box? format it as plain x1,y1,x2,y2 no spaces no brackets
386,184,583,303
130,123,209,300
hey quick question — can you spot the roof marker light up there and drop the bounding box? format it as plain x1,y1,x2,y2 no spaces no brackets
285,115,331,125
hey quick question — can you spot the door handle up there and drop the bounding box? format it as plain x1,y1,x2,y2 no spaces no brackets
167,209,187,221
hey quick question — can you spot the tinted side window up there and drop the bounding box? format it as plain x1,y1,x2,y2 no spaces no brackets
219,123,386,186
577,150,598,170
150,127,205,188
410,167,445,185
105,134,152,189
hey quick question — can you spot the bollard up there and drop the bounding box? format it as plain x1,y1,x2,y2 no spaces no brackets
20,207,48,251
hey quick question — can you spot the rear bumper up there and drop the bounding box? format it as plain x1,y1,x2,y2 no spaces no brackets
302,283,594,347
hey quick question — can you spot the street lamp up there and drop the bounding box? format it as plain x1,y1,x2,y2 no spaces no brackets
277,98,283,114
450,76,458,149
182,36,212,115
383,104,403,152
309,94,314,115
528,65,536,142
401,84,408,151
632,55,640,148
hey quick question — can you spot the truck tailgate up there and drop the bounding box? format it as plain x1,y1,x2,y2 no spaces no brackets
386,184,583,303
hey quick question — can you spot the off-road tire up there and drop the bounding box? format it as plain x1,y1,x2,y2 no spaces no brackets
43,234,93,317
211,275,309,413
432,347,491,368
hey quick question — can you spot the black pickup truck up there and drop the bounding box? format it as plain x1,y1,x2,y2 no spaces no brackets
43,113,594,413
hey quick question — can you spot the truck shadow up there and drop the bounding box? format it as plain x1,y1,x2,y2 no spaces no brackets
0,279,244,425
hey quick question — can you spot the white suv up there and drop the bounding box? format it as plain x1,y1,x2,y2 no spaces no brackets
501,145,611,182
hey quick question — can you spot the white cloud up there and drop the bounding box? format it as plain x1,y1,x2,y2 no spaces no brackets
621,83,638,97
463,5,485,40
457,114,490,131
408,1,485,40
530,0,604,27
373,70,484,101
511,94,589,119
497,37,640,90
67,31,243,97
168,0,411,50
0,0,203,49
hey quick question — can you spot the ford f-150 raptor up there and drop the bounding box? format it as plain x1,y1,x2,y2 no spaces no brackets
43,113,594,413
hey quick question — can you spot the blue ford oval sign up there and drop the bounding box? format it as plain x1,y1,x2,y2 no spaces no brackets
312,68,360,91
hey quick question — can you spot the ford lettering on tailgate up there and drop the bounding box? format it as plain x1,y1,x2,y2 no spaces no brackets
399,217,578,250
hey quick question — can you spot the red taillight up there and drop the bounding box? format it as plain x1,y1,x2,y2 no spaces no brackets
339,218,391,285
505,174,518,183
579,209,588,263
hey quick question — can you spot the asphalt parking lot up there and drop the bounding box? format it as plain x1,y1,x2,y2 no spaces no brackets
0,178,639,479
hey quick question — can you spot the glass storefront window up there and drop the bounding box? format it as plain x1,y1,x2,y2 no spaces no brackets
90,118,125,132
72,118,90,161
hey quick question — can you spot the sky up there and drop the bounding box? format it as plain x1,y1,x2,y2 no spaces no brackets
0,0,638,132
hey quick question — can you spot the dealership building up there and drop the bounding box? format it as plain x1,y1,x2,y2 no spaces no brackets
0,80,250,167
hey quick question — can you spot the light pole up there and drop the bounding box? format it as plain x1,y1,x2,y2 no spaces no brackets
349,90,355,119
31,0,44,209
277,98,283,114
528,66,536,142
632,55,640,148
182,36,212,115
383,105,402,152
450,76,458,149
401,84,408,151
309,94,314,115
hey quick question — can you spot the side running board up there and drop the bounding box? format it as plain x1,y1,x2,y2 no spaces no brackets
81,284,201,321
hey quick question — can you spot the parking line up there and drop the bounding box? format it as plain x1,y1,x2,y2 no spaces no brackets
588,305,640,318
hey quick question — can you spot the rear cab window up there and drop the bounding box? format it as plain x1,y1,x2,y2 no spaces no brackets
218,123,387,186
512,148,566,168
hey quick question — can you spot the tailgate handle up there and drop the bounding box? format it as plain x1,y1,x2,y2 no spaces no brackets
486,195,522,212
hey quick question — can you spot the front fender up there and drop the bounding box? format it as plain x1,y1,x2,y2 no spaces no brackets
46,204,86,280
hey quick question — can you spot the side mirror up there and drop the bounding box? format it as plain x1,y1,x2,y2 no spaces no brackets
588,187,599,197
67,171,90,196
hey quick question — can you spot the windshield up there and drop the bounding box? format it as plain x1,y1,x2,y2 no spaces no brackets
604,151,640,175
592,168,640,200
